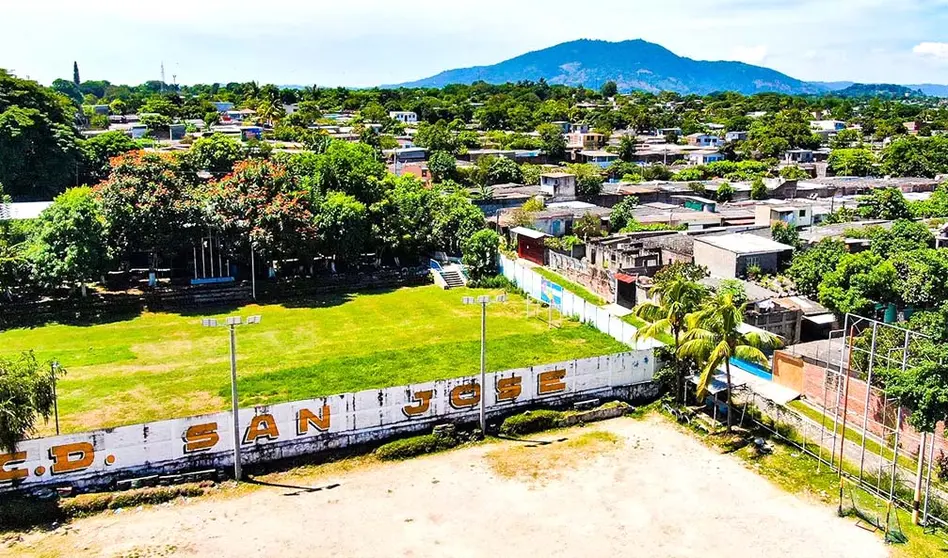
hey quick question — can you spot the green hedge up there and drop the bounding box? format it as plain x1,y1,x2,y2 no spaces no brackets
0,483,207,530
499,410,565,436
375,433,458,460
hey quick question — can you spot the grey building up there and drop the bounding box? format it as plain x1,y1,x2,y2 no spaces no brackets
693,233,794,278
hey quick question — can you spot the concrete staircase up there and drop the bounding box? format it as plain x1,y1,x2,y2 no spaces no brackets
431,263,467,290
440,269,465,289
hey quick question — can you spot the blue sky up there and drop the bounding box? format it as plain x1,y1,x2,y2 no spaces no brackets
5,0,948,87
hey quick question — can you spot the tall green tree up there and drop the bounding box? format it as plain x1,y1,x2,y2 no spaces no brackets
536,123,567,160
678,293,781,431
95,151,203,269
818,251,898,317
786,239,847,298
316,191,369,264
462,229,500,281
0,71,83,200
617,134,637,163
0,352,61,453
633,278,709,403
828,148,877,177
858,187,911,220
27,187,110,294
80,131,138,183
600,81,618,98
189,133,244,174
609,195,639,232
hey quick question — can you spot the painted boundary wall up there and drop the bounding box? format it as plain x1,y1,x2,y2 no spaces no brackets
500,256,660,351
0,352,655,494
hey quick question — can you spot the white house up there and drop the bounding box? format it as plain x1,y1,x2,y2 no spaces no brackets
685,133,723,148
688,151,725,165
389,111,418,125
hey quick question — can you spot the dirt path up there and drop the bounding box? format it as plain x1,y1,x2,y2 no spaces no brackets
4,416,888,558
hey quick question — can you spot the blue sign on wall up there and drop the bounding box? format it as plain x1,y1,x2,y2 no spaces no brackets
540,280,564,309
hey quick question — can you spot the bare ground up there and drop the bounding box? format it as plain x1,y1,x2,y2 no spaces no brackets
3,416,888,558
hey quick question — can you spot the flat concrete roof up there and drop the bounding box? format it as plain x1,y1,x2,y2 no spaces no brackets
510,227,548,239
695,233,794,255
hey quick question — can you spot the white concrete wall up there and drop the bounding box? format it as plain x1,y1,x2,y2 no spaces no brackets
1,352,654,493
500,256,660,351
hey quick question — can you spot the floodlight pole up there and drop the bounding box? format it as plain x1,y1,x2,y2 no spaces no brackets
228,323,241,481
203,315,261,481
479,299,487,433
51,361,60,436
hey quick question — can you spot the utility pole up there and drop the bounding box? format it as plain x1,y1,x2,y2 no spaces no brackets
51,361,60,436
202,315,261,481
462,295,506,433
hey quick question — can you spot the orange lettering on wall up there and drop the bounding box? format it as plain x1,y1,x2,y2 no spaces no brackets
0,452,28,482
49,442,95,475
297,405,330,435
402,390,433,417
183,423,219,453
538,369,567,395
449,383,481,409
243,414,280,444
496,376,522,402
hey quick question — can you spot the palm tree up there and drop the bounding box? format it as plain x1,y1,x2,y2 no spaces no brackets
677,292,782,431
632,278,707,404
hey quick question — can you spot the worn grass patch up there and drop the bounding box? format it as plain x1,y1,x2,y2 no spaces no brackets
0,286,627,433
486,430,623,482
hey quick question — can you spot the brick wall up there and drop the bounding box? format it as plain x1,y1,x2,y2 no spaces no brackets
775,350,946,459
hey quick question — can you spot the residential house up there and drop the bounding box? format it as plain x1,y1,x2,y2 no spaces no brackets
693,233,794,278
389,111,418,124
783,149,814,164
687,151,725,165
389,147,427,164
567,132,607,150
585,234,665,306
579,150,618,168
655,127,683,137
510,227,548,265
396,162,432,186
539,173,577,201
685,133,723,148
671,195,717,213
212,102,234,113
240,126,263,141
904,121,923,135
810,120,847,133
701,277,803,344
754,203,814,228
725,131,748,142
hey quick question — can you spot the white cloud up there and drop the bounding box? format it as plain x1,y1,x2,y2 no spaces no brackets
730,45,769,64
913,42,948,59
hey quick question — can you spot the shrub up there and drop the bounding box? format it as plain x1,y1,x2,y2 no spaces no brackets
499,409,565,436
60,484,206,516
467,274,515,290
376,432,457,460
0,483,208,528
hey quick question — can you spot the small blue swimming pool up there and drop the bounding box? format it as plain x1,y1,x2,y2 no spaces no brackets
729,357,773,381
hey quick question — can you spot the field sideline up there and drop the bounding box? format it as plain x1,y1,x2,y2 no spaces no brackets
0,285,626,435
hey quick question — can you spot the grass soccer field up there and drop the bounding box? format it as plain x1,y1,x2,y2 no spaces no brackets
0,285,627,435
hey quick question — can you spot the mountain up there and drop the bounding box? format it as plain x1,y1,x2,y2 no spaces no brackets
393,39,823,95
831,83,926,99
812,81,855,91
910,84,948,97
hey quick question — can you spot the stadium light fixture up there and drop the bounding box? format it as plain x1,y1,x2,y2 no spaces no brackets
461,295,507,433
201,315,262,481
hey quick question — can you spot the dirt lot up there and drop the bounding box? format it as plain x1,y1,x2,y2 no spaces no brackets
3,416,888,558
